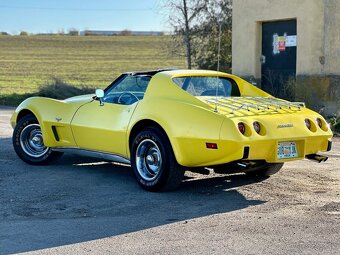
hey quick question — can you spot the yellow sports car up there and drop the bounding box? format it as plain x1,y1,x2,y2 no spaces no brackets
11,69,332,191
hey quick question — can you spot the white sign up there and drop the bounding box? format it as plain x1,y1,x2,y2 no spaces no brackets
285,35,297,47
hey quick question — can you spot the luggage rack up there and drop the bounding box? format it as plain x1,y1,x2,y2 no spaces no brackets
206,97,305,114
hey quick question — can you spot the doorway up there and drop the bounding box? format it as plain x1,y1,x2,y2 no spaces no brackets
261,19,297,99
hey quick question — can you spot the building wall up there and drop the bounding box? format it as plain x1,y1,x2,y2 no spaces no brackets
323,0,340,75
232,0,328,77
232,0,340,114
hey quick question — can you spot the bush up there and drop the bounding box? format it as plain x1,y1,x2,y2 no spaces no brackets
37,78,94,99
333,122,340,133
0,78,95,106
20,31,28,36
328,116,340,135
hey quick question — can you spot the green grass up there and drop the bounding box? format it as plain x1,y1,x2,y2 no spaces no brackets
0,78,95,106
0,35,185,105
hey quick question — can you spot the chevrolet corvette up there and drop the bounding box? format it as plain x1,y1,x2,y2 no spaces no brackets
11,69,333,191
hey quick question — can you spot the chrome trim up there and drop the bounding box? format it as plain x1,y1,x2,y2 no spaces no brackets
305,154,328,163
52,147,130,164
277,124,294,128
135,138,162,182
20,124,49,158
206,97,305,114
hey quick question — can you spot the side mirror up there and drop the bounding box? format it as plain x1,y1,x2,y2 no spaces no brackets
95,89,104,106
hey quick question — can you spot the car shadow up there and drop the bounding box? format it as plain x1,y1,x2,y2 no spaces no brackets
0,138,266,254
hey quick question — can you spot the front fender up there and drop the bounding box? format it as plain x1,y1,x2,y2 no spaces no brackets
11,97,90,147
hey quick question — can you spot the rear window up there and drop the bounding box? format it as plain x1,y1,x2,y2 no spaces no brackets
172,76,240,97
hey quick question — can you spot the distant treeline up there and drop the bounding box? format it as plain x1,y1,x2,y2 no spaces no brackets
0,30,165,36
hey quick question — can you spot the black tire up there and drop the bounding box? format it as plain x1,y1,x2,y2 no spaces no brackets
245,163,284,177
131,127,185,191
12,114,63,165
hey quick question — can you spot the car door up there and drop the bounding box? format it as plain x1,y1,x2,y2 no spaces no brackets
70,101,137,157
70,74,150,157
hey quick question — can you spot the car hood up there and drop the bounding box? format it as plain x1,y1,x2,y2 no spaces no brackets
196,96,307,117
63,94,95,104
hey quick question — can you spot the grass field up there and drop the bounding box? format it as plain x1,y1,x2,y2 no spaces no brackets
0,35,185,97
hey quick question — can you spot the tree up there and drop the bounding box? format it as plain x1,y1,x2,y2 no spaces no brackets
192,0,232,72
68,28,79,36
164,0,233,72
120,29,132,36
163,0,207,69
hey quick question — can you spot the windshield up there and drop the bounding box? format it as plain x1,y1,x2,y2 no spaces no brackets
103,74,151,105
107,74,151,93
172,76,240,97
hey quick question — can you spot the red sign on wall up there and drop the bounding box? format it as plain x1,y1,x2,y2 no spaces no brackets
278,36,285,51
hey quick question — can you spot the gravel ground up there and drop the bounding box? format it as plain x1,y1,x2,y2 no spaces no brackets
0,106,339,255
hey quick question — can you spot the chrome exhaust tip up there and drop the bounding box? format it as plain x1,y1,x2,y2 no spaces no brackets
306,154,328,163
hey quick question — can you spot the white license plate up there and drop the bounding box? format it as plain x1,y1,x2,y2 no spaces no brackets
277,142,298,159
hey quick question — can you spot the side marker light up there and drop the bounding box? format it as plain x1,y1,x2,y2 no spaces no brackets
206,143,218,149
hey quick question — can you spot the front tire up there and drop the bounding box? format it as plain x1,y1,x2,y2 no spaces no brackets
12,114,63,165
131,127,184,191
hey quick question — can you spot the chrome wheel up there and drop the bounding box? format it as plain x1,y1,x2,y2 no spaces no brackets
136,139,162,181
19,124,49,158
131,127,185,191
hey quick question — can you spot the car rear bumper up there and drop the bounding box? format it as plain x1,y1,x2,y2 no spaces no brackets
173,135,332,167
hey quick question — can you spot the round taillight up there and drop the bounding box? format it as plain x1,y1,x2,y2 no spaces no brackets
316,118,322,128
253,121,261,134
238,122,246,135
305,119,312,130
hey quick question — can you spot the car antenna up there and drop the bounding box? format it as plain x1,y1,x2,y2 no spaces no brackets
214,22,222,113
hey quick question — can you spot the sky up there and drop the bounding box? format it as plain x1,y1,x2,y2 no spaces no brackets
0,0,167,34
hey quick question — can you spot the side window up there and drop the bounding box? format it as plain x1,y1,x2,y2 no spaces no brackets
104,75,151,104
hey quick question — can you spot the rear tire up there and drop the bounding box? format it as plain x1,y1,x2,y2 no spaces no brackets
12,114,63,165
131,127,184,191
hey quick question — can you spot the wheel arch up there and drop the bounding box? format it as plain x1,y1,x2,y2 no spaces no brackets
129,119,170,151
17,109,36,122
11,108,39,129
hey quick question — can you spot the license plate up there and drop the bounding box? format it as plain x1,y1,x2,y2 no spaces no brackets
277,142,298,159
